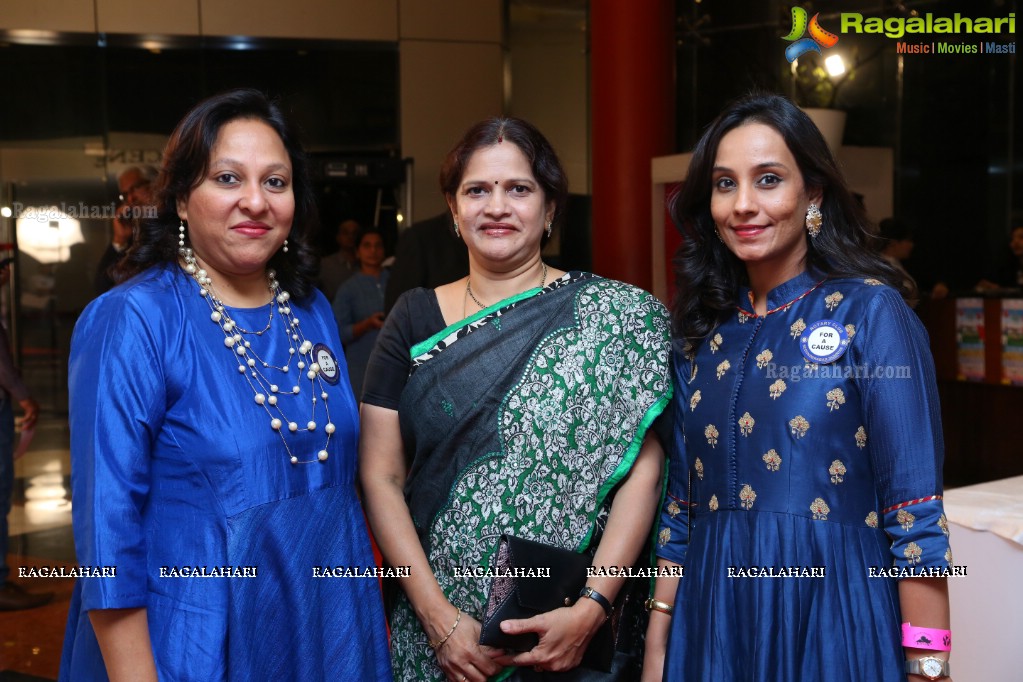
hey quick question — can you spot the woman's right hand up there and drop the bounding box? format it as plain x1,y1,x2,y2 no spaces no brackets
431,610,503,682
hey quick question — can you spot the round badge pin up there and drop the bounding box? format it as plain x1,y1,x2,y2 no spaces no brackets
312,343,341,385
799,319,850,365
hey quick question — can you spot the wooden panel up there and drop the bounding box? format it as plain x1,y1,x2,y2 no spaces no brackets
202,0,397,41
399,0,502,42
97,0,199,36
0,0,95,33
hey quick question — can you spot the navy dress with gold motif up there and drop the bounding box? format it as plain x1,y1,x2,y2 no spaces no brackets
657,270,952,681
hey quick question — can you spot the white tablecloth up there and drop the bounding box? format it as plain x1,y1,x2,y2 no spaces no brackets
943,476,1023,680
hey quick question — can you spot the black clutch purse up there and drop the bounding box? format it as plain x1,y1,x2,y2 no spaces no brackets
478,534,617,672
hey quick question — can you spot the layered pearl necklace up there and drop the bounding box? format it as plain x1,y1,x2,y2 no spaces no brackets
181,247,333,465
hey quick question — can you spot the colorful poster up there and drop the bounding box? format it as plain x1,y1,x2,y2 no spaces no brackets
955,298,985,382
1001,299,1023,386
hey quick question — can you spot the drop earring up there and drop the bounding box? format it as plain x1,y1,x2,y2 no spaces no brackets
545,221,553,239
178,220,186,248
453,221,460,239
805,204,823,238
282,239,289,253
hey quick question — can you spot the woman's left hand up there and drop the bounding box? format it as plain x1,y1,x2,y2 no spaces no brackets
496,599,607,672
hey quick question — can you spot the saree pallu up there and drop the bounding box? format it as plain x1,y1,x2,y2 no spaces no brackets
390,274,672,681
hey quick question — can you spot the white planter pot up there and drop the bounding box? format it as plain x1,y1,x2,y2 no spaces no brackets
802,107,847,152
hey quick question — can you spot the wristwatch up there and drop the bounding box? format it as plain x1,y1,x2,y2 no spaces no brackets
905,656,950,680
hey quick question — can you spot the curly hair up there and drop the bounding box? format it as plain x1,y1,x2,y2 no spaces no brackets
115,88,319,298
670,92,911,348
439,117,568,246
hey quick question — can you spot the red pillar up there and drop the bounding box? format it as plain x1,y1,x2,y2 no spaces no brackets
590,0,675,289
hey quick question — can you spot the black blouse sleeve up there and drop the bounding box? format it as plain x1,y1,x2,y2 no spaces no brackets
361,288,442,410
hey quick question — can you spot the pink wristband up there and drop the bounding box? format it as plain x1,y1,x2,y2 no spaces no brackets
901,622,951,651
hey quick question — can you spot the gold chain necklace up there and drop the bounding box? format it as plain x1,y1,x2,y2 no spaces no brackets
466,262,548,310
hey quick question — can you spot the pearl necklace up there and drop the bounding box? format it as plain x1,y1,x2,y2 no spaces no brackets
181,247,334,465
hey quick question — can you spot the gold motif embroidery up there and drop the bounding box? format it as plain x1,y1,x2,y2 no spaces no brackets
704,425,719,448
694,457,704,480
690,389,702,412
708,494,719,511
769,379,787,400
937,514,949,536
762,449,781,471
897,509,916,531
904,541,922,565
828,459,847,484
755,349,773,369
790,318,806,339
845,323,856,338
789,415,810,438
864,278,883,286
855,426,867,449
826,387,846,411
865,511,878,528
716,359,730,379
738,311,751,324
690,363,699,383
739,484,756,510
944,547,953,565
825,291,844,311
667,500,681,517
810,497,830,520
738,412,755,436
709,333,723,353
658,528,671,547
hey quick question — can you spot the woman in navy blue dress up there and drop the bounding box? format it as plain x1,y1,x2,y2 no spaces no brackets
643,94,953,681
60,89,392,681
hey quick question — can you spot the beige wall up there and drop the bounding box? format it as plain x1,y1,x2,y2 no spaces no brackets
509,19,588,195
0,0,96,33
398,0,505,221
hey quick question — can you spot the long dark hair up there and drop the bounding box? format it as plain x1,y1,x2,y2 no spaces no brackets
116,88,319,298
439,117,568,246
670,92,910,348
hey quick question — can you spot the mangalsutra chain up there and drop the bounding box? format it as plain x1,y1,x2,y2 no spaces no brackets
466,262,548,310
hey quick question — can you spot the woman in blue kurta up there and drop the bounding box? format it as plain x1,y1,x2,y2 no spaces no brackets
643,94,954,682
59,89,392,681
332,228,389,400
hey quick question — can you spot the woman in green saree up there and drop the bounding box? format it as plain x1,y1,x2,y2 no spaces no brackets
360,118,672,682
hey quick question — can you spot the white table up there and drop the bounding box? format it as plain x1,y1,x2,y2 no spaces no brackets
943,475,1023,680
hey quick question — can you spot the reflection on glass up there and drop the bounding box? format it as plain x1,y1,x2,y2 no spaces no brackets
16,209,84,264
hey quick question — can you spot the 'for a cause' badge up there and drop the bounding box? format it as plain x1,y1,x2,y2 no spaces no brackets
313,343,341,385
799,319,850,364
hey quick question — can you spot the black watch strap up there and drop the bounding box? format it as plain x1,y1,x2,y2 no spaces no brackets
578,586,613,618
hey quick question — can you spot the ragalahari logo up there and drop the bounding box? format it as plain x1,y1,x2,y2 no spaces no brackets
783,7,839,62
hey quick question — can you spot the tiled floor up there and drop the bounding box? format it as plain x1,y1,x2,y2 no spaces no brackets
1,418,74,681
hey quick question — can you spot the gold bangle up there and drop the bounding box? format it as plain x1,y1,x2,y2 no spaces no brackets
427,608,462,650
644,598,674,616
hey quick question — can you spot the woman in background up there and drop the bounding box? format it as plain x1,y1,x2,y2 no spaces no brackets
332,227,388,400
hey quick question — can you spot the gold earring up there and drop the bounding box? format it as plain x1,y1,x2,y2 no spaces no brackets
453,221,460,238
805,204,823,238
545,221,553,239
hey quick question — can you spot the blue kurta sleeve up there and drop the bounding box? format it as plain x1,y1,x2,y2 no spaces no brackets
856,288,952,571
69,293,167,610
656,347,691,565
332,280,358,345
